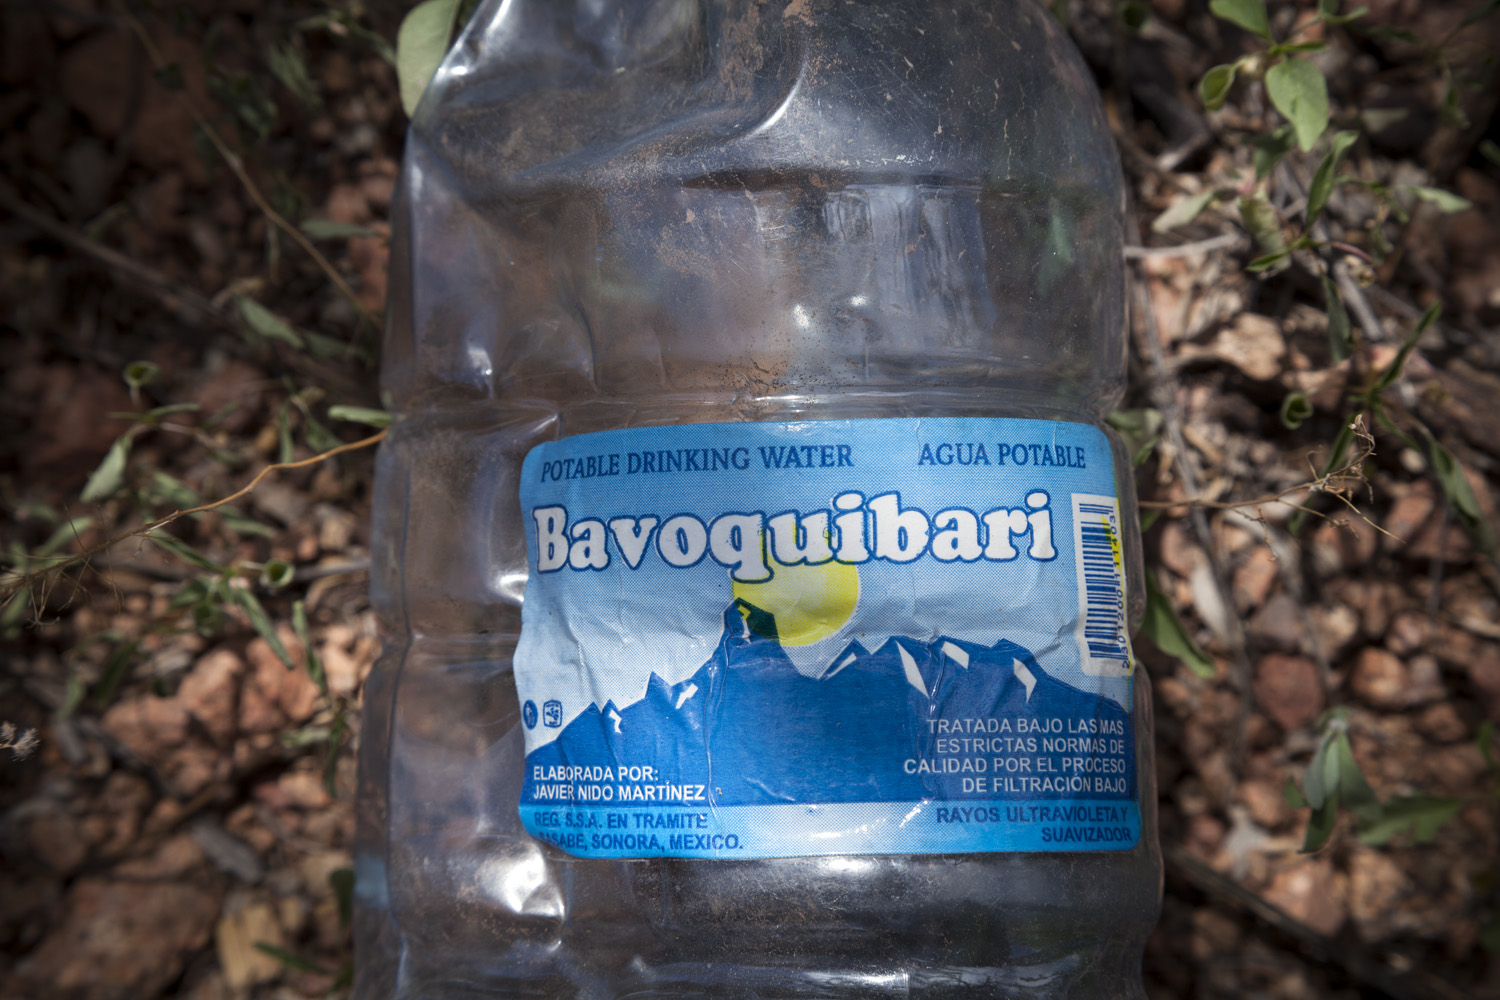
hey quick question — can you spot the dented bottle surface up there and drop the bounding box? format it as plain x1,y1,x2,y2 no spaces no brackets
356,1,1162,997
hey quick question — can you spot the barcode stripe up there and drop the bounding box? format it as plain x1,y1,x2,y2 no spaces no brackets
1072,493,1133,675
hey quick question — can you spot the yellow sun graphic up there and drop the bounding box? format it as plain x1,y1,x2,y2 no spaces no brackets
731,554,860,646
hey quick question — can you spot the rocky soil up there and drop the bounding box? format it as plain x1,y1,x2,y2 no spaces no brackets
2,1,1498,998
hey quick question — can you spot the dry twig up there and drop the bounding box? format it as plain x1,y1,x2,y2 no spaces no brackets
0,430,388,609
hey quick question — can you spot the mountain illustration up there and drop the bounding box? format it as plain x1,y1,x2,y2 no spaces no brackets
523,601,1134,806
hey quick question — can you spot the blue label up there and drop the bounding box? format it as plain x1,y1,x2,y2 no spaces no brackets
514,418,1137,858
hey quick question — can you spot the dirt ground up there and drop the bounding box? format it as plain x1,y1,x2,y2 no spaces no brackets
2,1,1499,998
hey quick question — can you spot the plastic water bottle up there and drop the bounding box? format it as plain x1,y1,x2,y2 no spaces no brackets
356,1,1161,997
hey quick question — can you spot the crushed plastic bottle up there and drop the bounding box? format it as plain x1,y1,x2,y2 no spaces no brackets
356,1,1162,997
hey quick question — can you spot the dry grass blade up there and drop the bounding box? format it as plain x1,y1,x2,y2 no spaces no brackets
0,430,388,609
112,3,380,331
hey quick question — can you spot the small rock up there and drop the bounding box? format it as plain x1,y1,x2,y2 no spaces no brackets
1419,743,1487,797
1384,481,1474,562
1253,653,1325,731
1186,813,1226,857
114,834,206,880
240,630,319,732
161,742,231,798
324,182,370,226
1466,649,1500,719
215,892,286,991
1386,611,1430,655
1190,908,1241,963
349,225,390,314
192,359,265,433
1348,848,1411,942
1157,521,1202,579
250,480,311,527
177,648,244,743
1208,313,1286,381
1232,545,1278,612
1246,593,1306,652
102,694,190,762
16,878,221,999
1261,858,1347,938
1310,604,1360,659
278,768,331,810
1349,648,1410,709
1406,654,1446,705
27,809,90,874
190,818,267,884
1238,779,1293,830
1415,702,1468,742
1309,515,1378,576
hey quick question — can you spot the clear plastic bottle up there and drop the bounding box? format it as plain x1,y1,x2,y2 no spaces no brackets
356,1,1161,998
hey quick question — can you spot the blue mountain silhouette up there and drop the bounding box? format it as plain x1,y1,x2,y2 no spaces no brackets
524,601,1134,806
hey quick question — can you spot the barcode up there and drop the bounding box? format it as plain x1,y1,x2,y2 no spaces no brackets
1072,494,1133,677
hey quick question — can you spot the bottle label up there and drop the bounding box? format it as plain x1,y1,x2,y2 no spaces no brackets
514,417,1139,858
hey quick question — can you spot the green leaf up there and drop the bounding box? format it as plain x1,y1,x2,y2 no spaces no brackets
1265,57,1330,151
253,943,330,975
1372,301,1439,392
1284,777,1309,809
1270,40,1327,54
1306,130,1359,226
1209,0,1272,39
1480,720,1497,773
1302,799,1339,852
328,405,392,427
1246,251,1290,272
1404,185,1473,214
235,295,306,349
1141,572,1215,678
1439,85,1470,130
81,436,133,503
1429,437,1498,555
1153,189,1223,233
277,402,295,464
1106,408,1163,466
303,414,343,454
1199,63,1238,112
1118,1,1152,32
1462,0,1500,29
300,219,379,240
123,360,160,391
1248,125,1296,180
151,471,201,509
1322,275,1352,362
1303,730,1338,809
1358,795,1464,846
146,531,224,572
261,559,295,590
1317,0,1369,25
231,587,297,669
36,516,95,559
396,0,461,117
1238,196,1289,263
292,599,327,696
268,41,322,112
58,673,87,720
94,640,142,707
324,710,348,797
1481,139,1500,168
1481,910,1500,953
331,867,355,929
1280,392,1313,430
1334,731,1379,817
221,507,278,539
